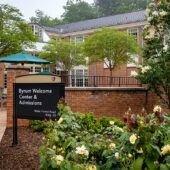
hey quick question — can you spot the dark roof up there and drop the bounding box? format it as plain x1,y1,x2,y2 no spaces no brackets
43,10,146,34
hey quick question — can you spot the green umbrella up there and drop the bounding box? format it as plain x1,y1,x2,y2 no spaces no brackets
37,71,56,75
0,51,50,64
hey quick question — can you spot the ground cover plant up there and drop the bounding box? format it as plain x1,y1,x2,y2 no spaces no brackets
37,103,170,170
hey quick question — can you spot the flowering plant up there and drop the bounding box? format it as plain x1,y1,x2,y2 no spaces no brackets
38,104,169,169
131,0,170,109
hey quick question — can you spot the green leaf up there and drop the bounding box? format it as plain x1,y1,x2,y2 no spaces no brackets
151,144,161,155
145,159,156,170
132,157,143,170
160,164,169,170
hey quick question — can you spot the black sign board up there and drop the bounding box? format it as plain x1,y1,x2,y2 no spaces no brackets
14,83,65,120
12,83,65,146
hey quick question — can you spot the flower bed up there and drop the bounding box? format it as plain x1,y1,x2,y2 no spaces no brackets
37,103,170,170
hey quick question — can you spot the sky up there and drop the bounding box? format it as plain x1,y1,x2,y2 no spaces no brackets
1,0,94,21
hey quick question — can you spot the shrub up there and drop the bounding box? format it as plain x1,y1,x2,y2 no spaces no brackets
30,120,45,132
39,104,169,170
99,116,123,128
80,112,102,133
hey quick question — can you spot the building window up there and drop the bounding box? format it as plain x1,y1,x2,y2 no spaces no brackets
35,67,41,72
43,67,49,71
71,69,88,87
128,28,138,42
70,36,86,43
31,25,42,40
30,67,34,72
4,74,7,89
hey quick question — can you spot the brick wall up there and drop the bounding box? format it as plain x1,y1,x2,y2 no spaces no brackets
7,66,30,127
65,87,147,119
65,87,169,119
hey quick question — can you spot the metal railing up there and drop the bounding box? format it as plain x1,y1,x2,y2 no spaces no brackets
59,75,141,87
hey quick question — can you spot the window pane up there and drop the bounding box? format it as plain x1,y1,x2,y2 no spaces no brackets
128,29,138,41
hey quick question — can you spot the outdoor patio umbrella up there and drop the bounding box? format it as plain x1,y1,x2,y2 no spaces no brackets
37,71,56,75
0,51,50,64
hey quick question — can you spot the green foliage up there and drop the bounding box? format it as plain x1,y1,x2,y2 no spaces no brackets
94,0,154,17
30,10,63,26
38,104,170,170
83,27,141,76
0,4,39,57
62,0,98,23
80,112,102,133
30,120,45,132
40,38,86,71
134,0,170,108
99,116,123,128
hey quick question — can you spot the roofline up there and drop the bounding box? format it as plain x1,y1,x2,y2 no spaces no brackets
53,10,146,28
46,21,148,38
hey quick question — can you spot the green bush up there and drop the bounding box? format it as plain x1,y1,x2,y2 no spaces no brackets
80,112,102,133
30,120,57,132
30,120,45,132
39,104,170,170
100,116,123,128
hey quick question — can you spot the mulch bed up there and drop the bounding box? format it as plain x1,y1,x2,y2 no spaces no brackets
0,127,45,170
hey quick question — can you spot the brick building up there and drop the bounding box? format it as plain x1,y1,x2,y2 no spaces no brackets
0,10,147,91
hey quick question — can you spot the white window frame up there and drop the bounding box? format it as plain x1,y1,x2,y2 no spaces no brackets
127,28,139,42
127,28,139,67
70,69,88,87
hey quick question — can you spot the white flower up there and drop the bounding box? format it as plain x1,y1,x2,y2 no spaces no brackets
53,145,56,150
141,66,151,73
149,3,155,7
138,65,142,68
56,155,64,166
115,152,120,160
144,25,150,30
160,11,167,17
76,145,89,156
158,1,162,6
109,143,116,150
152,11,158,16
115,126,124,132
153,105,162,113
137,148,143,154
57,117,63,124
161,145,170,155
145,8,150,16
147,16,153,22
86,165,97,170
145,29,155,39
109,121,114,125
130,71,138,77
129,134,137,144
128,153,132,158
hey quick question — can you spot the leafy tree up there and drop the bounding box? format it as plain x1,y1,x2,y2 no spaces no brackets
132,0,170,108
40,38,86,71
62,0,98,23
0,4,39,57
94,0,154,16
82,27,141,77
30,10,62,26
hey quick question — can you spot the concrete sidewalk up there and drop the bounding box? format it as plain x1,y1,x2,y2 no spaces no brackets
0,110,7,142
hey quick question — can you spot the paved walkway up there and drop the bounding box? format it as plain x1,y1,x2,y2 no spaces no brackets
0,110,7,142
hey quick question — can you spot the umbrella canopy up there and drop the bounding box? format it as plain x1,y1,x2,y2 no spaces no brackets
37,71,56,75
0,51,50,64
